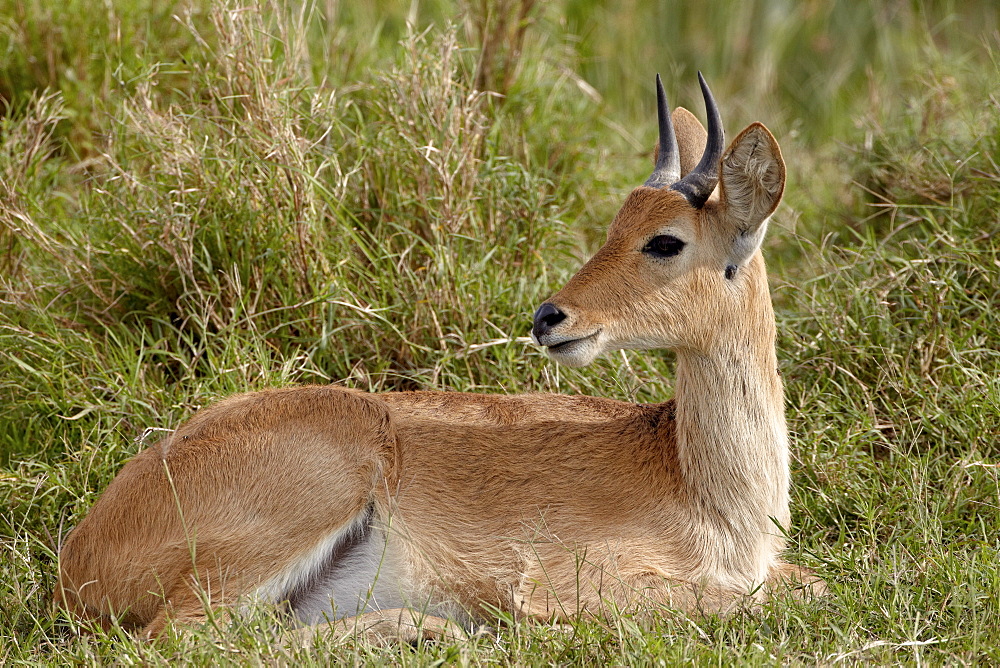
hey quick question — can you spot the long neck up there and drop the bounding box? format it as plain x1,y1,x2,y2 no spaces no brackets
671,266,789,583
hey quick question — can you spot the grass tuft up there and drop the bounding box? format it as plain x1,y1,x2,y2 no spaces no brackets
1,0,998,663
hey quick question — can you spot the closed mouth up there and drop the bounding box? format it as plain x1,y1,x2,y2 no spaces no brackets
546,329,601,353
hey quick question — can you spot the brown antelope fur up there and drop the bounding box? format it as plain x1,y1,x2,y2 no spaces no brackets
55,76,822,643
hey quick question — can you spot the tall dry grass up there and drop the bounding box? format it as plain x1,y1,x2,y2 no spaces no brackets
0,0,998,663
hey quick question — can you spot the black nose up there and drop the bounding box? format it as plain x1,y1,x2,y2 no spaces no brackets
532,302,567,340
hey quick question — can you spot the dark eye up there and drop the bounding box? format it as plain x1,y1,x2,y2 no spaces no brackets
643,234,686,258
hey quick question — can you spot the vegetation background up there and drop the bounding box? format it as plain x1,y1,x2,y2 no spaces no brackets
1,0,998,663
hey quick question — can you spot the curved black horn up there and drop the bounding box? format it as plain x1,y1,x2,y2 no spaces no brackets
671,72,725,208
643,74,681,188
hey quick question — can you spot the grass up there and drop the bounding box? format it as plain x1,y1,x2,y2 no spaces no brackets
1,0,999,663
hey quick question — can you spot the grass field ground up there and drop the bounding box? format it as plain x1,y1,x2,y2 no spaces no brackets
1,0,998,663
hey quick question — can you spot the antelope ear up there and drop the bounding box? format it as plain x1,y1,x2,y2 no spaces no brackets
717,122,785,266
652,107,709,178
672,107,707,177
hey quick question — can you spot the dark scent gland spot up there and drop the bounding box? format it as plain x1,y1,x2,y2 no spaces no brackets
643,234,686,259
725,264,738,280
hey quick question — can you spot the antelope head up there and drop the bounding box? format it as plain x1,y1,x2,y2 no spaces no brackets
532,73,786,367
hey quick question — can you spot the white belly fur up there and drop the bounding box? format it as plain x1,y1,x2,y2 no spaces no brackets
253,507,462,626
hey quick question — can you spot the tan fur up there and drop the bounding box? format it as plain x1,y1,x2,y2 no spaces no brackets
655,107,708,176
55,105,822,643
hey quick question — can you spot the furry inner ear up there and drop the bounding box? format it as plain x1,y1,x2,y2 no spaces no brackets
717,122,785,265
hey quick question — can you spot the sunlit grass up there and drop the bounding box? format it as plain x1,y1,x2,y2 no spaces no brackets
1,0,998,663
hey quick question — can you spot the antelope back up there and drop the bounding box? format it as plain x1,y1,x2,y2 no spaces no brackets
532,75,786,366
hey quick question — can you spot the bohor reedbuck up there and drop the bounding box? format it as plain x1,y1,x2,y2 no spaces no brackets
56,73,822,643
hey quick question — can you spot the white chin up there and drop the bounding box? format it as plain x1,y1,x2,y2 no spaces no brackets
546,341,603,368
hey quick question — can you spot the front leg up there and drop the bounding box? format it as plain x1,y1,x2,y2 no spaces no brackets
513,552,826,624
511,549,741,621
765,562,827,599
